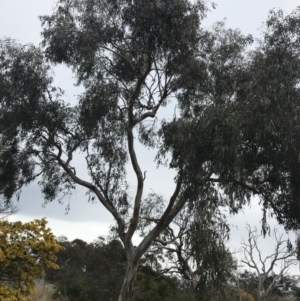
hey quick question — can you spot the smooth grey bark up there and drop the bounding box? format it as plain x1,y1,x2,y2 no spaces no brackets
118,257,140,301
241,225,298,301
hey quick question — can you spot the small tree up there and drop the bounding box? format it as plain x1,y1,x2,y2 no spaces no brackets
240,225,298,301
140,196,235,301
0,218,61,301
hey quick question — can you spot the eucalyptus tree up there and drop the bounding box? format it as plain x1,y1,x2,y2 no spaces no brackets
1,1,300,300
240,225,298,301
163,7,300,232
140,196,235,301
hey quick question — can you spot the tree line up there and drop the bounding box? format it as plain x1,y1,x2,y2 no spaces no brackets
46,228,300,301
1,198,300,301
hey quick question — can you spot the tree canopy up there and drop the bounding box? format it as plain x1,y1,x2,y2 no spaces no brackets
47,237,127,301
1,1,300,300
161,8,300,231
47,236,194,301
140,196,235,301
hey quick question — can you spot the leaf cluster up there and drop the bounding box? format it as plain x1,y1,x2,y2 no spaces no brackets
48,237,127,301
0,218,61,301
159,8,300,230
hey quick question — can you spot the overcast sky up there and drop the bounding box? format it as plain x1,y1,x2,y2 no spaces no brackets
1,0,300,274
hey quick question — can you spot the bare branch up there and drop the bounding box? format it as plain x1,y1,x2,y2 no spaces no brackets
240,224,297,301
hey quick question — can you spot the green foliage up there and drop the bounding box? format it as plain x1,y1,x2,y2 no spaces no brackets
226,288,255,301
140,197,235,301
134,266,195,301
48,237,195,301
0,39,51,201
236,270,300,301
48,237,127,301
160,8,300,231
2,2,300,300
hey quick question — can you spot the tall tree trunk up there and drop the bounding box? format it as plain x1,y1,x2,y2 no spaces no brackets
191,274,197,298
257,276,262,301
118,258,140,301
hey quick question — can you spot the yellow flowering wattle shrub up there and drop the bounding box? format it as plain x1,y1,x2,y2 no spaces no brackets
0,218,62,301
0,284,28,301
